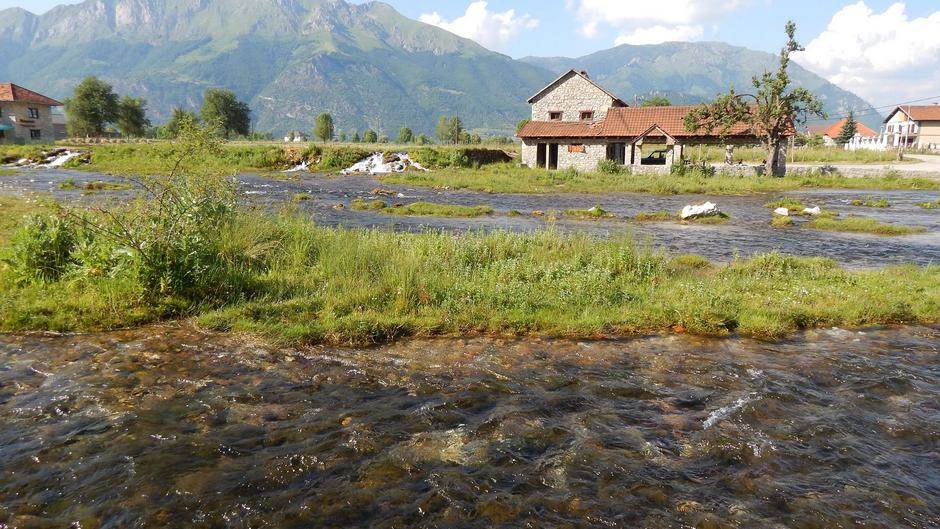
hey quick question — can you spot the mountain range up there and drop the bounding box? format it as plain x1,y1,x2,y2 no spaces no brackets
0,0,882,136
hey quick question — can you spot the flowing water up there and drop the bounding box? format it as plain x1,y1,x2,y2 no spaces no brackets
2,168,939,267
1,326,937,528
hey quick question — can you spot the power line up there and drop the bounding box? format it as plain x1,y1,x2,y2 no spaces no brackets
803,94,940,124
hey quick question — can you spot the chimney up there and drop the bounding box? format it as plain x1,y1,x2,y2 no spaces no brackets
580,70,589,78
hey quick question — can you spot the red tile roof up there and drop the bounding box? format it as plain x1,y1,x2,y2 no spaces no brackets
806,118,877,138
892,105,940,122
517,106,756,140
0,83,63,106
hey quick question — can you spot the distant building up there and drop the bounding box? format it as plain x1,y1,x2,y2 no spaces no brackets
0,83,63,143
516,70,758,171
806,118,877,146
883,105,940,151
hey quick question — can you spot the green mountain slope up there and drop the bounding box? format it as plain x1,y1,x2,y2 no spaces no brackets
520,42,882,130
0,1,879,135
0,0,553,136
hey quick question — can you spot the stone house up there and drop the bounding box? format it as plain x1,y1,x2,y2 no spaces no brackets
0,83,63,143
517,70,757,171
882,105,940,151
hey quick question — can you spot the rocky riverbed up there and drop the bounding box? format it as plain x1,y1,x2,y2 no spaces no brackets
0,325,937,528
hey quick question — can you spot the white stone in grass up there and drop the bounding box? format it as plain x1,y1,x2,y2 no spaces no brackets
774,207,790,216
803,206,821,215
681,202,721,220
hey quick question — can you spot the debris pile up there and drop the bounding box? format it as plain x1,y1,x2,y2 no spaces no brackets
341,153,428,175
3,148,87,168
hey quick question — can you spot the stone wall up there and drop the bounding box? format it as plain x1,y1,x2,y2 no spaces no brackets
558,141,606,172
521,140,607,172
0,102,56,142
521,140,538,167
531,74,615,122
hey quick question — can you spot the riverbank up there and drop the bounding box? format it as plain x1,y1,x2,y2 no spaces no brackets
1,196,937,345
381,164,940,195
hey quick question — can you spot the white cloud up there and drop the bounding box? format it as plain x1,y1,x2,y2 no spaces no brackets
615,25,704,46
794,2,940,107
566,0,748,45
419,1,538,51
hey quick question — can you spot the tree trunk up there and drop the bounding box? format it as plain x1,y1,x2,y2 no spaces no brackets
765,139,786,177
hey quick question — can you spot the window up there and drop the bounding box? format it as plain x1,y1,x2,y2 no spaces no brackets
28,107,40,119
548,111,562,121
30,129,41,139
580,111,594,121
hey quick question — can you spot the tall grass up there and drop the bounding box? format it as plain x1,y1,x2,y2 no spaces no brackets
1,197,937,343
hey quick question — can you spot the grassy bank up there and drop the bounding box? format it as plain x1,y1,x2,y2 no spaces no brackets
381,164,940,196
1,195,937,344
351,199,494,217
0,142,516,176
807,216,928,236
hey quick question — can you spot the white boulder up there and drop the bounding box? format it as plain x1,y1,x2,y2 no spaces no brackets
773,207,790,216
680,201,721,220
802,206,821,216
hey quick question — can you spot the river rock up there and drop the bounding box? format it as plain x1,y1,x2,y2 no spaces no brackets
803,206,821,215
680,202,721,220
773,207,789,216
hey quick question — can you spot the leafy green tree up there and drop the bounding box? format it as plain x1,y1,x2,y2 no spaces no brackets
351,131,361,143
162,107,200,139
339,132,348,142
116,96,150,137
469,133,482,144
363,129,378,143
684,22,824,176
515,119,530,136
397,126,414,144
378,135,390,144
416,134,431,145
65,76,119,137
314,113,335,142
836,112,858,145
641,95,672,107
200,88,250,139
436,115,464,144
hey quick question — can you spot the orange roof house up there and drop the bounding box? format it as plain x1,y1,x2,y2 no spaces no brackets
806,118,876,144
883,104,940,151
0,83,63,107
0,83,63,143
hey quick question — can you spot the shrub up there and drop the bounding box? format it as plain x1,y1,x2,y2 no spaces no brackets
2,214,78,284
671,162,716,178
319,147,371,170
597,159,625,175
771,215,795,228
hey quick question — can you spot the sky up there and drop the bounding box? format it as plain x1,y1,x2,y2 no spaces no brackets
3,0,939,108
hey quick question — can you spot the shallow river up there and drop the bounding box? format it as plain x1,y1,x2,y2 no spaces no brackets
2,168,940,267
1,326,937,528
